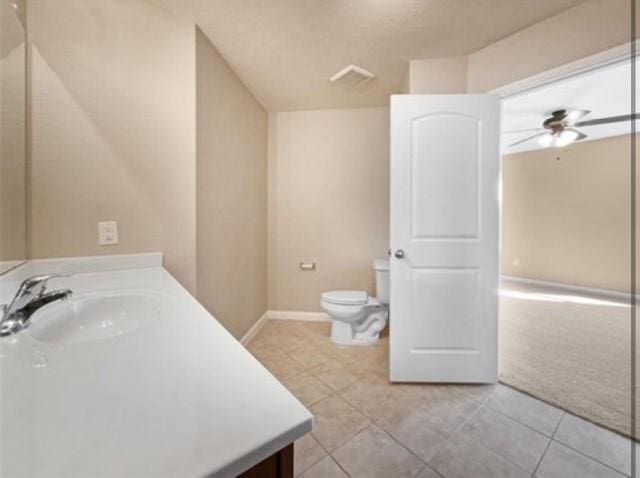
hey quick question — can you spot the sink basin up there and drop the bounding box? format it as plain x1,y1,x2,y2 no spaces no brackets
27,290,171,345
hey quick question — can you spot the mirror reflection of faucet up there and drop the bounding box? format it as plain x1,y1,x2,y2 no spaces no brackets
0,273,74,337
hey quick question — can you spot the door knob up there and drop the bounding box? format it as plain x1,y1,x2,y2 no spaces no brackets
394,249,405,259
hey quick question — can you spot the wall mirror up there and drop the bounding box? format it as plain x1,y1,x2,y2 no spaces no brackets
0,0,27,274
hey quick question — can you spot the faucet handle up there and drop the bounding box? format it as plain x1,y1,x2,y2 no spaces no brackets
3,272,73,321
24,272,73,284
18,272,74,298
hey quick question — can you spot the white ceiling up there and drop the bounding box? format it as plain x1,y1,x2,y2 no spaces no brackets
502,59,638,153
154,0,586,111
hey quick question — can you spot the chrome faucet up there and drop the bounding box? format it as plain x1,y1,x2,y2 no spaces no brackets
0,273,74,337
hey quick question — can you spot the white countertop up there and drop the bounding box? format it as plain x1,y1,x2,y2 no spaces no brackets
0,254,313,478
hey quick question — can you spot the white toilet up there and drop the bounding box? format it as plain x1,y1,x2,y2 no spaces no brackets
320,259,389,346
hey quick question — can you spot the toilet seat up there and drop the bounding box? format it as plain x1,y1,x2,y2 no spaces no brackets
321,290,368,306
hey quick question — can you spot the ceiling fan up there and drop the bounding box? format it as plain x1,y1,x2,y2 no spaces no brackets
505,108,640,148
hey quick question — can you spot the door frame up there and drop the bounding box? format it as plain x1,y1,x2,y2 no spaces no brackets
490,41,637,378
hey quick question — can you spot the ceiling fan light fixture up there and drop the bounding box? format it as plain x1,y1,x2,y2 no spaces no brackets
538,133,554,147
555,129,579,147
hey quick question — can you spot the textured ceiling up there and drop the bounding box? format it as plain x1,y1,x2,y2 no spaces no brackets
155,0,587,111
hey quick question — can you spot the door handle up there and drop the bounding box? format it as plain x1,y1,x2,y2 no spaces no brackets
394,249,405,259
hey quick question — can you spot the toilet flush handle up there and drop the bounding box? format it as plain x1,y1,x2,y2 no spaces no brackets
394,249,405,259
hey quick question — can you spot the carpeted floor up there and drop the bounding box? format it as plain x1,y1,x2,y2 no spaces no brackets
499,280,635,438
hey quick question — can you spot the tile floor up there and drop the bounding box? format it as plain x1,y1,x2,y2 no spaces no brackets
246,320,637,478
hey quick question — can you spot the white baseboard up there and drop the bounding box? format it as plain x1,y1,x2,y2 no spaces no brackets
501,275,637,301
267,310,330,322
240,310,330,345
240,311,270,346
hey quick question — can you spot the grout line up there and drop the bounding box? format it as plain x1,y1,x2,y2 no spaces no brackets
414,463,428,477
497,379,634,442
445,428,534,477
450,396,486,435
423,463,446,478
311,420,360,477
550,413,632,477
550,412,565,439
335,422,428,476
262,322,615,477
445,401,543,476
549,438,631,477
484,400,561,439
376,423,428,469
294,442,326,477
531,431,557,476
326,455,351,477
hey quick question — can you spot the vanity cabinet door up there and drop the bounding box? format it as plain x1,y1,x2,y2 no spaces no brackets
238,444,293,478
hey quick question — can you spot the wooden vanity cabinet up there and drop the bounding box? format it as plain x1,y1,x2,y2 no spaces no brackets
237,444,293,478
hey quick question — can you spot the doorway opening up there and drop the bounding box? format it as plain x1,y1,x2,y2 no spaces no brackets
498,49,636,438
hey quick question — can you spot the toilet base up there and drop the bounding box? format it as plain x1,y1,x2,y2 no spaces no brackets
330,309,388,346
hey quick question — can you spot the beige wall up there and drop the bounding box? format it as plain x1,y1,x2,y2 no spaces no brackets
468,0,632,93
268,107,389,311
0,0,26,267
196,29,268,338
28,0,197,290
502,135,634,292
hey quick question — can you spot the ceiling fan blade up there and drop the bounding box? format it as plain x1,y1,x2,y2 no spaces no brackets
566,128,587,141
508,132,548,147
502,128,545,135
565,108,591,123
575,113,640,127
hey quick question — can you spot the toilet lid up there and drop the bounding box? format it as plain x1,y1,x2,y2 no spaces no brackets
322,290,368,306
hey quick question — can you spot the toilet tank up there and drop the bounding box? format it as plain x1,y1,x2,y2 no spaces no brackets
373,259,390,305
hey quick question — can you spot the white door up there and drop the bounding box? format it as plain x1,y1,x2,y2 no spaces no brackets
390,95,500,383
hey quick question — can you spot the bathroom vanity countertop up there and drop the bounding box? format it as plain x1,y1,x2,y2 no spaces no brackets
0,254,313,478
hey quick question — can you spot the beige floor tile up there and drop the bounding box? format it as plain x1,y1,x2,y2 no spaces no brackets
332,425,425,478
536,441,625,478
258,321,324,350
554,413,632,475
446,383,498,403
310,394,371,452
458,407,549,472
278,336,315,354
285,343,341,369
398,382,468,406
298,456,348,478
281,372,333,407
429,435,530,478
414,393,482,436
310,359,362,392
245,336,274,355
300,321,332,339
336,340,389,368
250,344,305,379
485,385,563,436
415,465,441,478
377,407,448,462
294,434,327,476
339,374,414,421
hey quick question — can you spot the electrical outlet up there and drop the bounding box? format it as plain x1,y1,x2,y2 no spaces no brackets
513,257,520,267
98,221,119,246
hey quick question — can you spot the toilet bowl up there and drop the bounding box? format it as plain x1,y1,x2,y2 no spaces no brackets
320,260,389,346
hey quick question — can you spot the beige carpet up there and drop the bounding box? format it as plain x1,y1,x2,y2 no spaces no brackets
499,280,636,438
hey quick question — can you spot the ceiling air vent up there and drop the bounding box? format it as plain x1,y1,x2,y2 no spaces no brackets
330,64,375,89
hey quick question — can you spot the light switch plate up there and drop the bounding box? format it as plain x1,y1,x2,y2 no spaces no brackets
98,221,119,246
